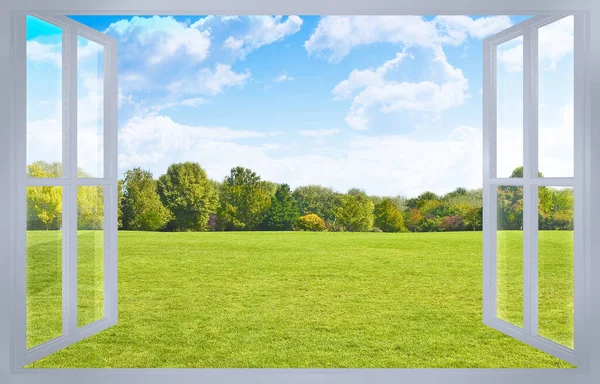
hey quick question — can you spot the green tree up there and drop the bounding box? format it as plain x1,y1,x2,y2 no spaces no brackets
292,185,339,224
26,161,104,230
334,188,374,232
374,198,407,232
406,191,440,209
263,184,300,231
297,214,327,231
157,162,218,231
122,168,172,231
26,162,63,230
78,185,104,230
117,179,124,229
217,167,272,230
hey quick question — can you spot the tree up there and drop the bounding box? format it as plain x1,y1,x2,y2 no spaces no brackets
297,214,327,231
26,161,104,230
263,184,300,231
122,168,172,231
292,185,339,224
406,191,440,209
117,179,124,229
26,162,62,230
157,162,218,231
334,188,374,232
78,185,104,230
217,167,272,230
405,208,423,232
374,198,407,232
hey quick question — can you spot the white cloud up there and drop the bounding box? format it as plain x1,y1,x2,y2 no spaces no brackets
315,16,504,129
115,99,573,197
104,16,211,65
273,73,294,83
498,16,574,72
434,15,513,44
222,15,303,58
117,115,483,196
119,115,279,170
26,118,62,167
305,15,512,63
334,46,468,129
180,97,208,107
223,36,244,51
168,64,250,96
26,40,61,66
299,128,340,137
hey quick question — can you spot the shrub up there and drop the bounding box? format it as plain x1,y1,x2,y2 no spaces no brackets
438,215,464,232
297,214,327,232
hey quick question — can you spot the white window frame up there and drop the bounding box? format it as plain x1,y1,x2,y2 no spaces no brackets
12,14,119,367
0,1,597,384
482,14,586,366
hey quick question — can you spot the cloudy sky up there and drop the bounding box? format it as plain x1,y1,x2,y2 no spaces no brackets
25,15,574,197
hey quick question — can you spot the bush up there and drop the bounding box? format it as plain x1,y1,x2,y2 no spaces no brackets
438,215,464,232
297,214,327,232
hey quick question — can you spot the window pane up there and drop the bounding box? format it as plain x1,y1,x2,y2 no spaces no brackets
26,16,62,178
26,186,63,348
538,16,574,177
77,186,105,327
77,36,104,178
538,186,574,348
496,185,523,327
496,37,523,178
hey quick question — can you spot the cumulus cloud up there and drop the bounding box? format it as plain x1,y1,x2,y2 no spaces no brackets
498,16,574,72
305,15,512,63
104,16,211,65
317,16,507,129
334,46,468,129
26,40,61,66
434,15,513,44
117,114,485,196
168,64,250,96
118,115,279,170
221,15,303,58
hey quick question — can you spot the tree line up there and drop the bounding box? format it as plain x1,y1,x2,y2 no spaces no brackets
26,161,574,232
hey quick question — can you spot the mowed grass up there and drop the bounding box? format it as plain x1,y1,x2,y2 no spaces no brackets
26,231,574,368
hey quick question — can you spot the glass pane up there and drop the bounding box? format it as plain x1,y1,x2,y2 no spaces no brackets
77,186,105,327
26,16,63,178
496,37,523,178
538,186,574,348
26,186,63,348
496,185,523,327
538,16,574,177
77,36,104,178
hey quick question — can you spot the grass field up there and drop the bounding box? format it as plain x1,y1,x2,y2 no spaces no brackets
25,231,574,368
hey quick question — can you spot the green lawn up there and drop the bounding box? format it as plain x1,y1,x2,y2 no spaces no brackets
26,231,574,368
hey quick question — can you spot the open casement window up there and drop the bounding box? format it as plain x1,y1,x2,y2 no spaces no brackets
483,14,585,366
14,14,118,367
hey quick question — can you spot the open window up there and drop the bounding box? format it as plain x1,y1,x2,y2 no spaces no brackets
6,10,589,373
482,14,585,366
14,14,118,367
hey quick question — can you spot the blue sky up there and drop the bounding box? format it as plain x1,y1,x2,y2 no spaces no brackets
25,15,574,196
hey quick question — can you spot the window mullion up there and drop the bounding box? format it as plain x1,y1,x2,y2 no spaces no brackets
65,23,78,337
522,24,539,339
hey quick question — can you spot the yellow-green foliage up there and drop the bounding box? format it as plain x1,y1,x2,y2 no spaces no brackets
297,213,327,231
